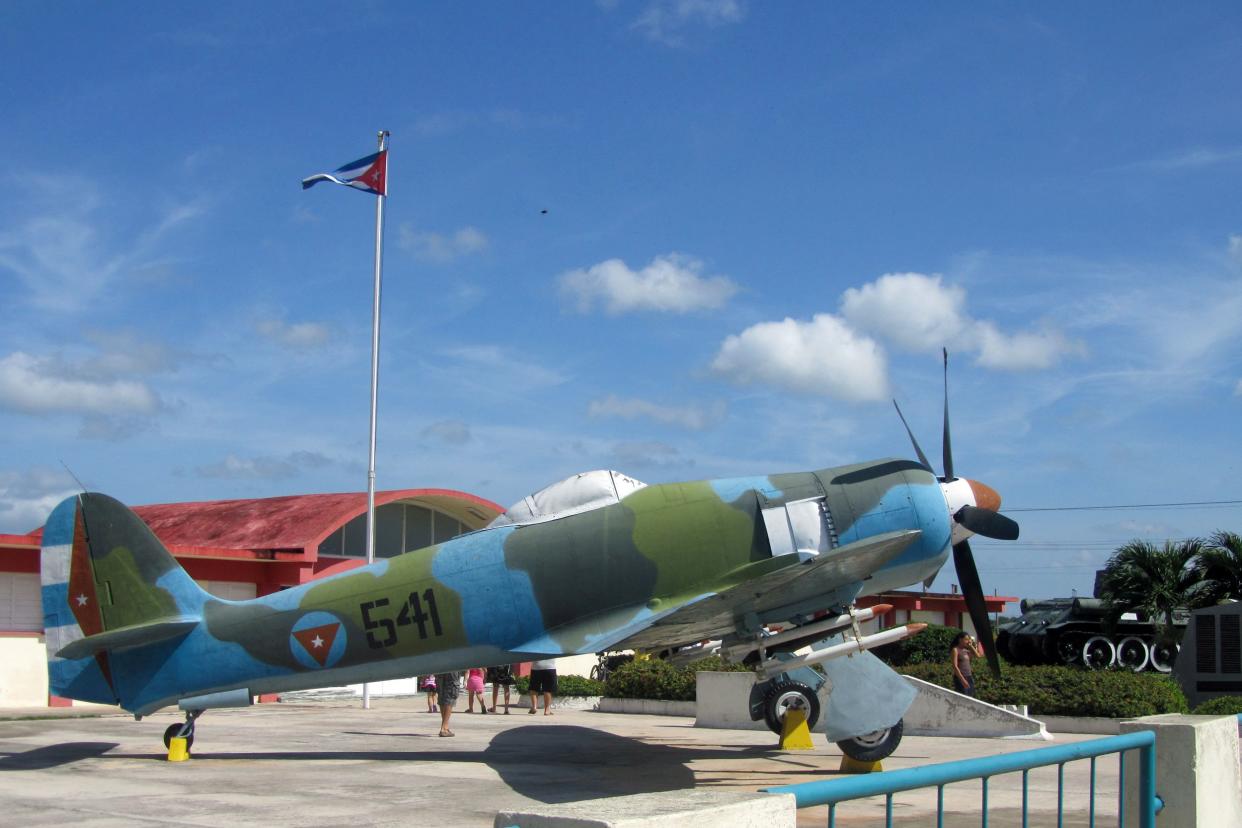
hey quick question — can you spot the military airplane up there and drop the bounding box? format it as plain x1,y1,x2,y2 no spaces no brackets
40,353,1017,760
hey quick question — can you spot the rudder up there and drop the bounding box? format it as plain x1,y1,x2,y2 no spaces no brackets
41,493,208,705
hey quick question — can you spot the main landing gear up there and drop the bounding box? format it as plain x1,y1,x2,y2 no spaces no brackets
162,710,202,752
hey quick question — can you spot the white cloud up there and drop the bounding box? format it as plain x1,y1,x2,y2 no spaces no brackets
439,345,569,389
0,175,205,313
1229,234,1242,266
612,440,688,469
421,420,472,445
398,225,489,262
559,253,738,315
0,351,159,416
588,395,725,430
1234,379,1242,397
841,271,1082,371
256,318,331,348
1120,146,1242,173
0,468,78,534
840,272,969,352
632,0,747,46
971,322,1083,371
711,314,889,402
195,450,332,480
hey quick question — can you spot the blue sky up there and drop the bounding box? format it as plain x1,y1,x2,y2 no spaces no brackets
2,3,1241,603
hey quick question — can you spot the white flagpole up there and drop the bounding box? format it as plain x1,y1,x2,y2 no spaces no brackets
362,129,389,711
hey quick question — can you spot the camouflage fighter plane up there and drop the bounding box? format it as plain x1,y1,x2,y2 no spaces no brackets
41,355,1017,760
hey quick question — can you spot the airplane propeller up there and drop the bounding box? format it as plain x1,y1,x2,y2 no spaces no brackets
893,348,1019,678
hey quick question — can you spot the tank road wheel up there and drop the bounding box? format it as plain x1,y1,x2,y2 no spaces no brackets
1082,636,1116,670
1053,634,1083,665
1148,641,1178,673
763,680,821,735
163,722,195,751
836,719,904,763
1115,636,1150,672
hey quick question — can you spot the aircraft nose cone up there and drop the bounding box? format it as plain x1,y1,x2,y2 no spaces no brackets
966,478,1002,512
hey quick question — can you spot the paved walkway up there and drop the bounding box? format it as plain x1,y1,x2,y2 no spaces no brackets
0,699,1118,827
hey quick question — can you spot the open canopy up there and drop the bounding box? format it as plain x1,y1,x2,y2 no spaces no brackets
488,470,647,528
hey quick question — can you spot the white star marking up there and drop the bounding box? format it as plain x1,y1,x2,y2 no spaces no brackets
75,594,89,606
311,635,324,649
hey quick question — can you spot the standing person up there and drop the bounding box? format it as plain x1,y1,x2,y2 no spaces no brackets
435,671,461,736
465,667,488,713
421,674,437,713
487,663,515,713
528,657,557,716
950,631,984,696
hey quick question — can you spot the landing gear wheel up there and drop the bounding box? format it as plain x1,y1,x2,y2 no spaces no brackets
763,680,820,735
1082,635,1116,670
163,722,195,751
836,718,904,763
1148,641,1178,673
1115,636,1150,672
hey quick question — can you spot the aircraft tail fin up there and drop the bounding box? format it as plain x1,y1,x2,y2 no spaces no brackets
41,493,208,704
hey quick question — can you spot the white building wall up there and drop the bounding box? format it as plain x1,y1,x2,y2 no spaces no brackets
0,637,49,706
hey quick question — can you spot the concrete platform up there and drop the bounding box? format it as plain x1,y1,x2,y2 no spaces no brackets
0,699,1121,827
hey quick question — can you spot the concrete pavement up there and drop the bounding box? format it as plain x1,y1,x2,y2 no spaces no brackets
0,699,1120,827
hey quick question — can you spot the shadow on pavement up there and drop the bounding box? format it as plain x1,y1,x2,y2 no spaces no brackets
0,742,119,771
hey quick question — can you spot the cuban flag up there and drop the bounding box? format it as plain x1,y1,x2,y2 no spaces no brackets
302,150,387,196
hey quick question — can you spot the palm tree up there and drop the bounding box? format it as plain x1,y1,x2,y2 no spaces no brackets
1197,530,1242,603
1097,539,1213,635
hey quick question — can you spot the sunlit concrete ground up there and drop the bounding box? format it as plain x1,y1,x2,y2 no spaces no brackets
0,699,1120,827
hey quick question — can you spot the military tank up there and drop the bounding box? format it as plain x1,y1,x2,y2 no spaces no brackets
996,598,1186,672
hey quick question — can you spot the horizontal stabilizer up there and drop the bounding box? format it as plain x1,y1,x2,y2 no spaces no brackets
56,617,199,661
613,529,922,652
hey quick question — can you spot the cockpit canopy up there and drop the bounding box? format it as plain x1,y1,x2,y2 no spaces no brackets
487,469,648,528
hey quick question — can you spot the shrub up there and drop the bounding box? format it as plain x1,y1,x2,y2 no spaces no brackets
602,655,749,701
900,662,1189,718
512,674,603,696
1192,695,1242,715
872,623,964,667
556,674,605,697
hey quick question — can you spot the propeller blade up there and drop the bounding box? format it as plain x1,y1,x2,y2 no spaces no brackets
941,348,955,481
892,400,933,472
955,505,1020,541
953,539,1001,678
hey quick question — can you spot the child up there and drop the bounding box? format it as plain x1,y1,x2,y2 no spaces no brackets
465,667,488,713
421,674,438,712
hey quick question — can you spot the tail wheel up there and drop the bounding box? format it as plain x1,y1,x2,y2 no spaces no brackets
763,680,820,735
1148,641,1178,673
836,718,904,763
1082,635,1116,669
163,722,195,751
1115,636,1149,672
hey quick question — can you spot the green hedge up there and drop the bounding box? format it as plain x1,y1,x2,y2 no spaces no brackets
513,674,605,697
872,623,964,667
901,662,1189,718
1192,695,1242,715
603,655,750,701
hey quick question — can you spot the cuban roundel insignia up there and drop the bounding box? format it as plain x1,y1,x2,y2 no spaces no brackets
290,611,346,669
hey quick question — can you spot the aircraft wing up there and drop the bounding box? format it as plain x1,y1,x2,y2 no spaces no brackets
608,529,921,653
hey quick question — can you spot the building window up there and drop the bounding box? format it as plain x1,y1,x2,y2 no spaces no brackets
0,572,43,632
319,502,465,559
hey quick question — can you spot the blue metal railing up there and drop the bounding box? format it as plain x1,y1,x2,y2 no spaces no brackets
765,730,1159,828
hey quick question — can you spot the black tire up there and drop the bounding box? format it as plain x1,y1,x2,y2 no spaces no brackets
1053,634,1082,665
163,723,194,751
763,680,820,735
836,718,904,762
1115,636,1149,672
